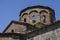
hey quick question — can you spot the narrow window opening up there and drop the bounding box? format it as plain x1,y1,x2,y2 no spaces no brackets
11,30,14,33
32,16,36,23
42,15,46,23
24,18,26,22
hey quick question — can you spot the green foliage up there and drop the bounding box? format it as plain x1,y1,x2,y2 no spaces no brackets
35,22,44,29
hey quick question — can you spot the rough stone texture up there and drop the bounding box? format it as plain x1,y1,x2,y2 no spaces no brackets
0,6,58,40
1,24,60,40
5,23,27,33
20,8,56,25
0,37,20,40
0,22,60,40
27,22,60,40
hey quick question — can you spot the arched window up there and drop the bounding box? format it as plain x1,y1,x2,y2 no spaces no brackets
32,16,36,23
11,30,14,33
24,18,26,22
42,15,46,23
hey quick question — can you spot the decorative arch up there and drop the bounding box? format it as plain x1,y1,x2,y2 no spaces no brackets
40,10,48,14
21,13,28,17
20,13,28,23
39,10,48,23
29,10,38,14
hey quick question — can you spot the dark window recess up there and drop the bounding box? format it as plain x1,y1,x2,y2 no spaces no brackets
32,16,36,23
32,20,36,23
24,18,26,22
42,15,46,23
11,30,14,33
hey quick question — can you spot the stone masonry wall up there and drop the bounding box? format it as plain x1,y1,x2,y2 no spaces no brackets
20,8,56,25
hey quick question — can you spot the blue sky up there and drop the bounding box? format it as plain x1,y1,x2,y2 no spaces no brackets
0,0,60,32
